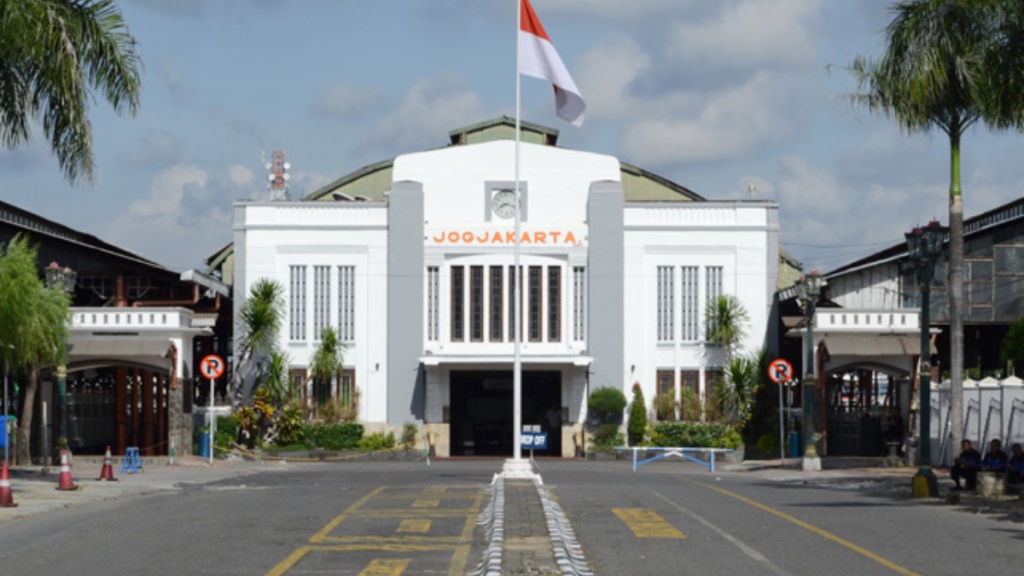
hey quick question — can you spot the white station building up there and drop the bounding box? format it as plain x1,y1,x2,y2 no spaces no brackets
229,118,781,457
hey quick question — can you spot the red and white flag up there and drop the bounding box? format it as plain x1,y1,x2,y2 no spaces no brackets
518,0,586,127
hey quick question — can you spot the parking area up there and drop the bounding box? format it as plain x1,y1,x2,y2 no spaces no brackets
264,483,488,576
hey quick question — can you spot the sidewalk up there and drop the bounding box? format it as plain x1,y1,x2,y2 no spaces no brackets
0,455,265,524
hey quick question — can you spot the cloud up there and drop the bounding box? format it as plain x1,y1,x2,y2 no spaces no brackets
130,130,183,168
128,164,209,218
314,83,388,117
622,72,790,164
127,0,281,19
229,165,254,186
157,59,190,103
368,73,484,152
107,163,253,268
669,0,822,70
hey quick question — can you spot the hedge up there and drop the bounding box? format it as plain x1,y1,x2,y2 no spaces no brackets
650,422,741,450
301,423,364,450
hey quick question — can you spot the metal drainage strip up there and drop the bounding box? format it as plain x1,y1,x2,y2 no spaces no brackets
535,479,594,576
470,476,505,576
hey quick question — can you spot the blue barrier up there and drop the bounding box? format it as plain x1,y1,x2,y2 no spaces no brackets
0,416,8,448
614,446,734,473
121,447,142,475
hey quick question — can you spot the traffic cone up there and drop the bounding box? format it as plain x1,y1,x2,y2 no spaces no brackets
0,460,17,507
55,450,79,491
96,446,118,482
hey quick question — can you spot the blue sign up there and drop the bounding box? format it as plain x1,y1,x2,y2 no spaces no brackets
522,431,548,450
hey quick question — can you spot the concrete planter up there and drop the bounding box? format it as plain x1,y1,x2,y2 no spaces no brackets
721,444,745,463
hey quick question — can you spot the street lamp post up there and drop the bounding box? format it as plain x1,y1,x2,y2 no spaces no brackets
905,221,946,498
796,270,823,471
45,262,76,455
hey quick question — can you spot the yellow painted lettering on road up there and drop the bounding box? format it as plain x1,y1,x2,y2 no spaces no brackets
358,559,411,576
686,479,924,576
613,508,685,539
398,519,432,533
412,499,440,508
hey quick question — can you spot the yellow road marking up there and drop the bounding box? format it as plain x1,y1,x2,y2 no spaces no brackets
398,519,432,533
358,559,411,576
263,545,312,576
265,487,485,576
686,479,924,576
310,486,388,543
613,508,686,539
412,499,440,508
449,495,482,576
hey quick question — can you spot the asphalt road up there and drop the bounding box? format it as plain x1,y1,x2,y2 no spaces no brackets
0,460,1020,576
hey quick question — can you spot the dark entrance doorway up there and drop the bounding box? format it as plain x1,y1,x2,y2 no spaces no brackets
450,370,562,457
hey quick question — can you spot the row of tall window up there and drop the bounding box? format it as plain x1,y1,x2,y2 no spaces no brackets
656,265,724,343
430,265,584,343
288,265,356,342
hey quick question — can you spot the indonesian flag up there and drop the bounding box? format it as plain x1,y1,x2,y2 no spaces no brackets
519,0,586,127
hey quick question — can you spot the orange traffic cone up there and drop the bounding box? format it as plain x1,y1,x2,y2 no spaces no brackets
0,460,17,507
96,446,118,482
55,450,78,491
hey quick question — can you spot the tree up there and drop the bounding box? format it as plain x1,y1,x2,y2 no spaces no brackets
627,383,647,446
846,0,1024,455
705,295,749,361
0,235,71,463
233,279,285,406
0,0,142,185
309,326,346,408
717,350,767,431
255,351,290,406
1002,317,1024,377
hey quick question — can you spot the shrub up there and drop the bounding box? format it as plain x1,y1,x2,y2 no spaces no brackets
358,431,396,450
627,383,647,446
651,422,741,450
275,401,305,446
213,415,236,450
590,423,624,452
401,422,418,447
755,433,780,456
680,388,702,422
588,387,627,422
655,391,677,421
303,422,364,450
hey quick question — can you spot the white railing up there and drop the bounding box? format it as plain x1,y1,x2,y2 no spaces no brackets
816,310,918,332
71,307,193,331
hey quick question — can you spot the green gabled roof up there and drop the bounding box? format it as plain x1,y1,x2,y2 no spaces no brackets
305,118,703,203
620,162,703,202
449,116,559,146
304,158,393,202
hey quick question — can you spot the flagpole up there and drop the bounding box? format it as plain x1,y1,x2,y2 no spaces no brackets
512,0,523,465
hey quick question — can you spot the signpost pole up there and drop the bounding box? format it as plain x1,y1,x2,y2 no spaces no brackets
209,377,214,465
778,373,785,463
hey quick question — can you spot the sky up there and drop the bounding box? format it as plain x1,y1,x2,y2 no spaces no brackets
2,0,1023,274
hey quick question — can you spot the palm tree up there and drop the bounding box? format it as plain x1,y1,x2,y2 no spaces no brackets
233,279,285,406
255,351,290,407
0,235,71,463
309,326,346,409
0,0,142,185
705,295,749,361
846,0,1024,455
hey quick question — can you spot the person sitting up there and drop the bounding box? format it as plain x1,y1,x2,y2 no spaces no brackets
1008,443,1024,485
951,439,982,491
981,439,1008,474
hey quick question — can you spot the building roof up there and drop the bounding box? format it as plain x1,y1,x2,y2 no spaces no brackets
302,117,704,203
824,195,1024,279
0,199,177,273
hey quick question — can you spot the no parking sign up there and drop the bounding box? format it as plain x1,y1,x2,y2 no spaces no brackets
768,358,794,384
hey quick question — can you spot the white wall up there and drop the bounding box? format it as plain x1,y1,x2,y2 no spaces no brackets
623,202,779,409
234,202,389,422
